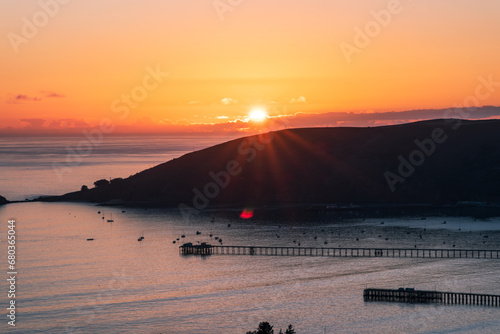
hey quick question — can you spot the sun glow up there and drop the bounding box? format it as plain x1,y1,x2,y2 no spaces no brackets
248,108,268,122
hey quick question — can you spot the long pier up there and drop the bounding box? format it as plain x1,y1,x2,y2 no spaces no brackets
179,244,500,259
364,288,500,307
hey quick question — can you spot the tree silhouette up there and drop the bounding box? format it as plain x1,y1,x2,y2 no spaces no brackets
247,322,296,334
246,321,274,334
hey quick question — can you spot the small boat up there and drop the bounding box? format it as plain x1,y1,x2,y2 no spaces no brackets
138,231,144,242
107,213,114,223
87,238,94,241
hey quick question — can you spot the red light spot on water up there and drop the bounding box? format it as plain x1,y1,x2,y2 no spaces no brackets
240,209,254,219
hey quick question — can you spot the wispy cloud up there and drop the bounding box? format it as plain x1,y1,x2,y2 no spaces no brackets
290,96,306,104
47,119,90,128
6,94,42,104
221,97,238,105
6,91,65,104
20,118,46,127
41,91,66,98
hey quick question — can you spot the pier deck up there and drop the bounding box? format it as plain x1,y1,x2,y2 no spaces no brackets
364,288,500,306
179,244,500,259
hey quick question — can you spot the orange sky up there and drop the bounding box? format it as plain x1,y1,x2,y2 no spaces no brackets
1,0,500,134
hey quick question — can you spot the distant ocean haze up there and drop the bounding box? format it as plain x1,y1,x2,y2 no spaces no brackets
0,135,236,201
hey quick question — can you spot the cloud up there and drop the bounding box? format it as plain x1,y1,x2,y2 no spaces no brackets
15,118,90,132
47,119,90,128
16,94,41,101
20,118,46,127
41,91,66,98
216,116,229,119
290,96,306,104
5,91,65,104
6,94,42,104
277,106,500,128
188,101,200,105
221,97,238,105
3,106,500,135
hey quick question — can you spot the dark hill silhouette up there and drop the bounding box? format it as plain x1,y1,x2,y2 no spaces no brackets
47,119,500,208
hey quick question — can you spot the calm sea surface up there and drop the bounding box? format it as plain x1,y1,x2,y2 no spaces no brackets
1,136,500,333
0,135,235,201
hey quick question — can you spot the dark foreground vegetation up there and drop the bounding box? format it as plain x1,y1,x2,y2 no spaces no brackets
246,322,296,334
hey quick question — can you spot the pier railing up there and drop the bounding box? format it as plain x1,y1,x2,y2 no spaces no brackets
179,245,500,259
364,288,500,306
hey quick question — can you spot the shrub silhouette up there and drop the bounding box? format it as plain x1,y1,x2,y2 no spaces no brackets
93,179,110,188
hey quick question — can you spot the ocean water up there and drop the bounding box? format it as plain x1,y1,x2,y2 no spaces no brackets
1,203,500,333
0,135,234,201
1,136,500,333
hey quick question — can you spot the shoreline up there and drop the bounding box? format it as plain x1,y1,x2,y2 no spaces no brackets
11,197,500,218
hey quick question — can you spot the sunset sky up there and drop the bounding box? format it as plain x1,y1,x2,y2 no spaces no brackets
1,0,500,134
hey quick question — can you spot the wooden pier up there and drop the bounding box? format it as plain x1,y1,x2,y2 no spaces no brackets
364,288,500,306
179,242,212,255
179,244,500,259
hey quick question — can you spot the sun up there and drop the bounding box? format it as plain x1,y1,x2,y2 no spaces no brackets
248,108,268,122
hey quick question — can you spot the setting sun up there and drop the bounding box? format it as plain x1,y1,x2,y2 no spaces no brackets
249,108,268,122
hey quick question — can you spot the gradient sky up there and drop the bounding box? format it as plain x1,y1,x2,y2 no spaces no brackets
1,0,500,134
